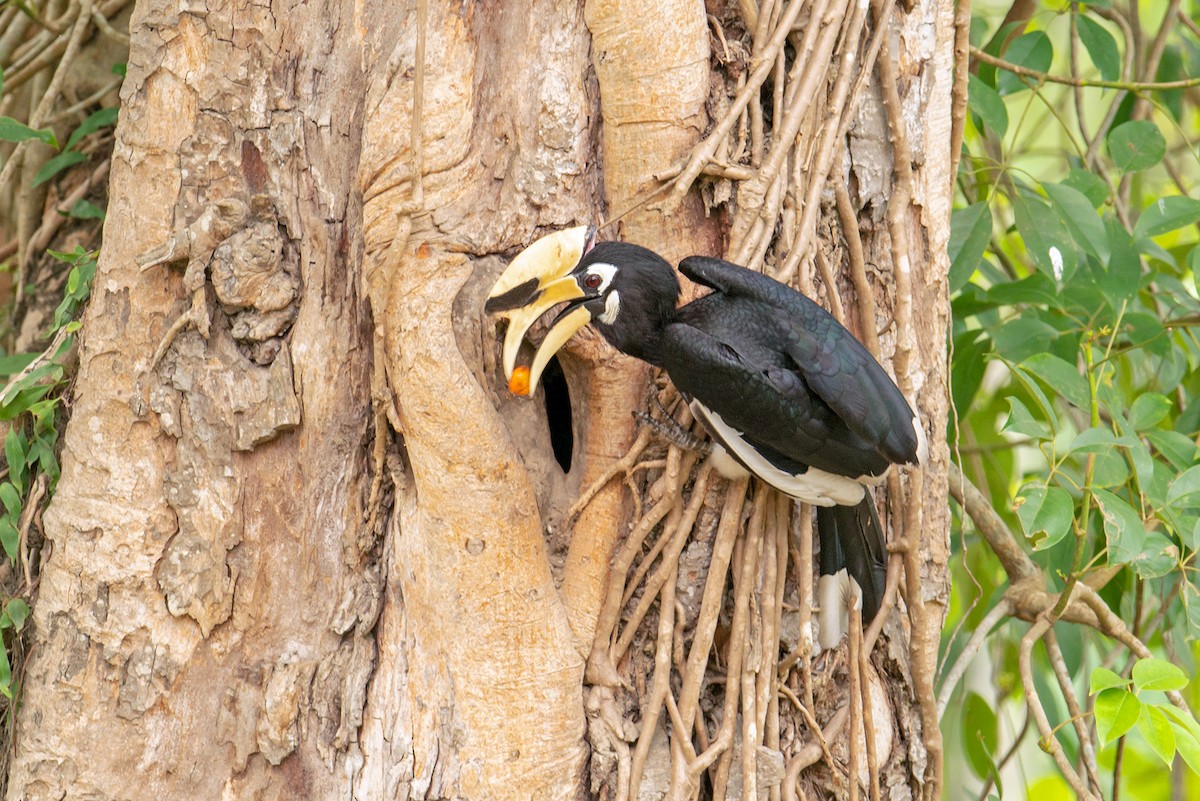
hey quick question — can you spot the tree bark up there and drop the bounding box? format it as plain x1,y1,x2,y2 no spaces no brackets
6,0,953,799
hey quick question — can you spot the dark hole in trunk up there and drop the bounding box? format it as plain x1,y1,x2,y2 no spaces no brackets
541,355,573,472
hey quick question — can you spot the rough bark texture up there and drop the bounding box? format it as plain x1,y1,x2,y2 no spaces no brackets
563,0,722,652
848,8,956,789
9,0,374,797
356,2,596,795
5,0,953,799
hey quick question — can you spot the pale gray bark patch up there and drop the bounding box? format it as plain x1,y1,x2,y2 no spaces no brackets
116,628,179,720
257,656,317,765
153,327,301,635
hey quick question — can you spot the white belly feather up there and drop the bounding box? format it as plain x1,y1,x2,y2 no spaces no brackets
689,400,866,506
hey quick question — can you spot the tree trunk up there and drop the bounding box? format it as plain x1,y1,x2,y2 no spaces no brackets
6,0,953,799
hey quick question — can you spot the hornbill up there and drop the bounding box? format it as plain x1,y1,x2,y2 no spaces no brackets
485,226,924,647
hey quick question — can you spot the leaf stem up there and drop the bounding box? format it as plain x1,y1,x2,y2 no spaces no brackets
1052,337,1101,620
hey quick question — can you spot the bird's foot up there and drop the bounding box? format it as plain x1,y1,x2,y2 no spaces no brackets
633,408,711,456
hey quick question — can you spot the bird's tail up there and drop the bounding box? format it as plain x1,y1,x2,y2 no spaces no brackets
815,497,888,648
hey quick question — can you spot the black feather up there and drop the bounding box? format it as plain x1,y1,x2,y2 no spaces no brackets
816,499,887,622
548,242,916,631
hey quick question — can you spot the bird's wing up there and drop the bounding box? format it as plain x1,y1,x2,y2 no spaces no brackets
678,256,919,465
660,318,892,480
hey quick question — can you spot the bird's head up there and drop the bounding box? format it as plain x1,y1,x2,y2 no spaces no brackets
485,227,680,396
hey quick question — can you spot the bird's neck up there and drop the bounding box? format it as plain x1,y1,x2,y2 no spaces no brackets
599,304,674,367
622,336,665,367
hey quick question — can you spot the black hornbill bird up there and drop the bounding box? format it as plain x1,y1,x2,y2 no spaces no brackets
485,226,925,647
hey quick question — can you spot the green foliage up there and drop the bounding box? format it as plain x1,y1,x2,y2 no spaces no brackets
0,7,117,745
1090,657,1199,771
0,247,98,701
963,690,1005,795
1076,15,1120,82
1107,120,1166,173
0,117,56,148
0,105,117,189
0,598,28,701
944,1,1200,798
33,107,119,190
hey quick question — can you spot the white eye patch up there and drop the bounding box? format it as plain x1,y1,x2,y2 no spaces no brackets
581,262,618,293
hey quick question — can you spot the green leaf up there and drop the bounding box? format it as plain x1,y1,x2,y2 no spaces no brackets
0,645,10,701
0,352,37,376
1090,666,1131,694
1184,582,1200,641
1127,436,1157,498
967,74,1008,138
1167,465,1200,507
949,203,993,293
1133,657,1189,692
2,599,29,632
0,517,17,561
0,483,20,518
1068,426,1119,453
1076,14,1121,82
998,32,1054,95
1013,191,1076,284
1004,397,1051,440
0,117,57,147
1138,705,1177,765
0,384,53,422
1045,182,1109,261
951,330,991,413
1135,236,1175,268
1146,430,1199,472
63,106,119,152
67,199,105,220
963,691,999,780
1091,449,1131,489
1099,214,1141,301
1007,362,1060,433
1134,196,1200,239
1155,45,1186,121
1092,489,1147,565
1062,168,1110,208
37,447,59,486
4,428,26,496
984,273,1061,307
52,255,96,329
31,150,87,188
1107,120,1166,172
1160,705,1200,740
1183,517,1200,553
1016,485,1074,550
1095,688,1142,745
1173,720,1200,776
1021,353,1090,410
1122,312,1166,353
992,316,1059,362
1130,532,1178,578
1128,393,1172,430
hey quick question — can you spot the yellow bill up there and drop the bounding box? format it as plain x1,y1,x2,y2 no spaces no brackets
485,226,595,394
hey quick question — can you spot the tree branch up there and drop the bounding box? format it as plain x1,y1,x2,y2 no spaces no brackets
1019,616,1101,801
948,467,1040,584
971,44,1200,90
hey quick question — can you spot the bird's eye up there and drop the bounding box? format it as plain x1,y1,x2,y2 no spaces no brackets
583,273,603,290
